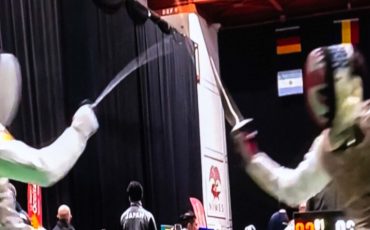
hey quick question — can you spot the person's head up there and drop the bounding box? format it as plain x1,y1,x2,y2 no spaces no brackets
179,211,199,230
127,181,143,202
298,201,307,213
57,204,72,223
304,44,366,129
0,52,22,126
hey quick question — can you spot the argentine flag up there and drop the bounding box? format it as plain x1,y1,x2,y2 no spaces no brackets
277,69,303,97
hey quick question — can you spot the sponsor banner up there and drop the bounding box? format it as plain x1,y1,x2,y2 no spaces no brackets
28,184,42,228
156,4,197,16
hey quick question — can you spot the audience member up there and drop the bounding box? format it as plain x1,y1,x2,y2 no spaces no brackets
178,210,199,230
120,181,157,230
268,208,289,230
52,204,75,230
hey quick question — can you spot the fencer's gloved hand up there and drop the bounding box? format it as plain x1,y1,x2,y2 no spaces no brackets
71,104,99,139
232,130,259,163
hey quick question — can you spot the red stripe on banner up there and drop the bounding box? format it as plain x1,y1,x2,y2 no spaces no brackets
28,184,42,228
276,36,301,46
351,20,359,45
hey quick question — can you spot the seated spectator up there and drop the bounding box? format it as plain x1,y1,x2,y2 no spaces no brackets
178,211,199,230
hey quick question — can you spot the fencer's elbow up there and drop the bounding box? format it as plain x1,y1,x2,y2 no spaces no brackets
277,190,308,207
35,170,63,187
39,177,58,187
281,197,303,207
35,176,55,187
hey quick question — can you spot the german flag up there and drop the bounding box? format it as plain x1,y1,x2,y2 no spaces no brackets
276,26,302,55
334,18,359,45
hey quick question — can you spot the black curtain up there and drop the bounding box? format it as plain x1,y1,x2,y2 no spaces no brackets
219,8,370,230
0,0,202,229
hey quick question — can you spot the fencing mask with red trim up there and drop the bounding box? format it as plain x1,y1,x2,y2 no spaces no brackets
304,44,365,131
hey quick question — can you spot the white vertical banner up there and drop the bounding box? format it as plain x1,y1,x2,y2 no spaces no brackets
163,11,233,230
189,13,232,230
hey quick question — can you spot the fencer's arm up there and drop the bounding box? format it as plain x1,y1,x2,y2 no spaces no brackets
245,135,331,206
0,105,98,187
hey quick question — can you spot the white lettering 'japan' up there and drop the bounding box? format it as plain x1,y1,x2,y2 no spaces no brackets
126,212,144,219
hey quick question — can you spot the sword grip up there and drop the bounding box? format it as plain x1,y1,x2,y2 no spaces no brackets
232,129,259,162
80,99,97,113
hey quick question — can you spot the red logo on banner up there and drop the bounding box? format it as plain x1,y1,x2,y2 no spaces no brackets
27,184,42,228
189,197,207,228
209,166,221,199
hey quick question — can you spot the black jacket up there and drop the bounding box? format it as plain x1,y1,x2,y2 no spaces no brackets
120,202,157,230
52,220,75,230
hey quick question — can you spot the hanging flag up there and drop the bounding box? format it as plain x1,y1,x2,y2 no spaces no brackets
276,26,302,55
277,69,303,97
334,18,359,45
275,26,304,97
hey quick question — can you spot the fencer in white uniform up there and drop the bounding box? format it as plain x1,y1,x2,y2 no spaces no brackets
234,44,370,229
0,53,99,229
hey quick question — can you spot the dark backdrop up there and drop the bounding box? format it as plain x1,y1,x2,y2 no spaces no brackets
0,0,202,229
219,9,370,230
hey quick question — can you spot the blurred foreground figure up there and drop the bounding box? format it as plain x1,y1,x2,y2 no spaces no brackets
233,44,370,229
0,53,99,229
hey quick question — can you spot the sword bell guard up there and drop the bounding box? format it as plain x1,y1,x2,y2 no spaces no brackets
231,118,253,133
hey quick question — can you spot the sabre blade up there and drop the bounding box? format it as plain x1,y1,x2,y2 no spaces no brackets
92,37,172,108
209,58,252,132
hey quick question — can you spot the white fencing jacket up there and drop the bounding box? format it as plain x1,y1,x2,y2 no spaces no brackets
0,105,98,229
246,101,370,229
